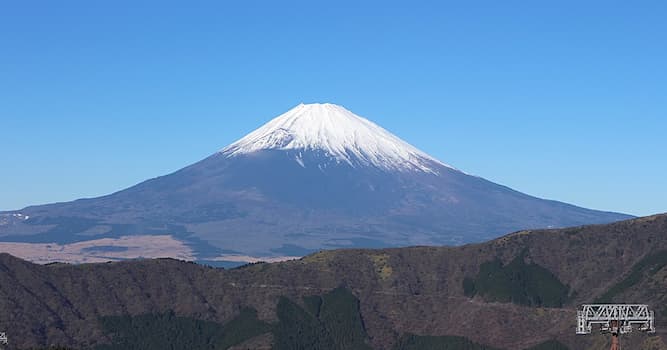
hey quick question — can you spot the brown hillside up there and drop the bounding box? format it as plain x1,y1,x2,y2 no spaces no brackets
0,214,666,349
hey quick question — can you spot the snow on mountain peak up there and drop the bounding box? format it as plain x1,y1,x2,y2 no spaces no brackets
221,103,454,173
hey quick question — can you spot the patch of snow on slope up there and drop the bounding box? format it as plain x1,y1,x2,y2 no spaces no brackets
221,103,455,173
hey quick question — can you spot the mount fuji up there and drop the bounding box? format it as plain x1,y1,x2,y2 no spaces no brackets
0,103,631,264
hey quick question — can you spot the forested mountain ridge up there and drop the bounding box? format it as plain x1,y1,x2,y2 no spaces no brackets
0,214,666,349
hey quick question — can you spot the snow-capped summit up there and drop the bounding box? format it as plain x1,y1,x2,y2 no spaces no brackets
221,103,452,173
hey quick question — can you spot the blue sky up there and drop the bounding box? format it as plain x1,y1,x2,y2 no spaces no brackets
1,1,665,216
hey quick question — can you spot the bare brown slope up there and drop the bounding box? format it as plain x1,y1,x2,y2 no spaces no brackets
0,214,666,349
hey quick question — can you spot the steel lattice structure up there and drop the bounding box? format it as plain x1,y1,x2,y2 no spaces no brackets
576,304,655,335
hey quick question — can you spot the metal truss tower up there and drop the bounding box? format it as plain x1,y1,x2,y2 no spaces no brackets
577,304,655,350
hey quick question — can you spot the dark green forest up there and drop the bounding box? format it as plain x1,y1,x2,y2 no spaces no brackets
89,286,571,350
96,287,373,350
274,287,372,350
463,254,570,307
97,307,269,350
524,340,570,350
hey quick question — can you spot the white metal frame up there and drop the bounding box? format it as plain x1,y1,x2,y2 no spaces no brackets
577,304,655,334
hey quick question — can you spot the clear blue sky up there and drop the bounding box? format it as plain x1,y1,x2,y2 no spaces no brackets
1,1,665,216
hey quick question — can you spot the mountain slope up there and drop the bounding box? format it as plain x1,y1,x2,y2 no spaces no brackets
0,214,665,349
0,103,631,262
